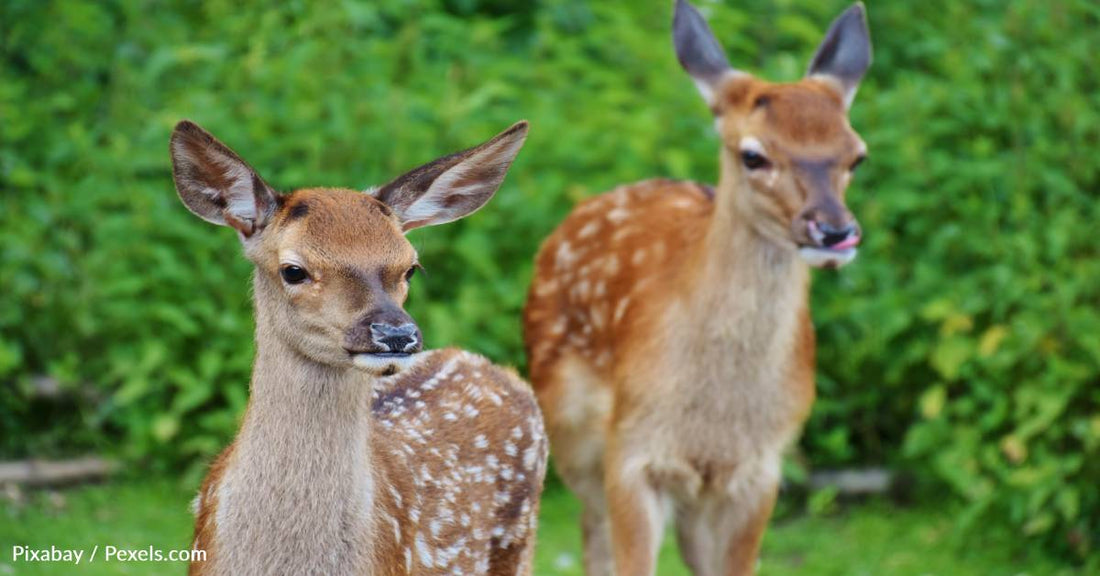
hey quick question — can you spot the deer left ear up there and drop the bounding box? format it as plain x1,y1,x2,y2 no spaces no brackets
807,3,872,108
372,121,529,232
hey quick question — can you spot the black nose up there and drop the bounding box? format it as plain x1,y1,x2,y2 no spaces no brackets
817,222,860,248
369,323,420,354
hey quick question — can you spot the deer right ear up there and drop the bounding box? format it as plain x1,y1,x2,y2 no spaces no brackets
673,0,739,107
170,121,278,239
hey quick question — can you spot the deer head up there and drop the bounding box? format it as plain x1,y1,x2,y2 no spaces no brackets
674,0,872,267
170,120,528,375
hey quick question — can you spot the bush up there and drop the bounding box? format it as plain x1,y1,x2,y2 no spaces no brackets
1,0,1096,561
808,0,1100,560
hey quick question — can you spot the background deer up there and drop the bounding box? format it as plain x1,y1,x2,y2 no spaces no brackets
523,2,871,575
170,119,548,575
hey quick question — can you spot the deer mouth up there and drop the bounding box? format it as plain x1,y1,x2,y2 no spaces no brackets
797,245,858,268
350,351,419,376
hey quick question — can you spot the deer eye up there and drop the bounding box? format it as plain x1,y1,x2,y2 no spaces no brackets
280,265,310,285
405,265,420,282
850,155,867,172
740,150,771,171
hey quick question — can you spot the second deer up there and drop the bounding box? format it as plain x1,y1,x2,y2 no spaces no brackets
171,119,547,575
524,2,872,575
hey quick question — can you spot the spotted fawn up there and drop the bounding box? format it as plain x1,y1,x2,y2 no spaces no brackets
171,119,548,575
524,2,872,574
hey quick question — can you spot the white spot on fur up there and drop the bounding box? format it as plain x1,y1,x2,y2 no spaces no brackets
577,220,601,239
555,241,579,270
523,445,540,470
549,318,567,336
607,207,630,224
573,279,590,300
613,297,631,324
415,533,434,567
612,226,636,243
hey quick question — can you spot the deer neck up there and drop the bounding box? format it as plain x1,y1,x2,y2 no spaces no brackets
241,327,374,459
689,153,810,361
215,285,378,572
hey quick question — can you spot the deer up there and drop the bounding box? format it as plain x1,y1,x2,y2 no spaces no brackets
523,2,872,575
169,119,548,576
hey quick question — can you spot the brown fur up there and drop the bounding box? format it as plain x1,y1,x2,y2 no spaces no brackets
523,34,867,576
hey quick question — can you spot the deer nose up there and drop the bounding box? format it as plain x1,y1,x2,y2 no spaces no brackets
369,323,421,354
808,220,861,250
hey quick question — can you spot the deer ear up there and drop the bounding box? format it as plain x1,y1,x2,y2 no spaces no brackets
807,3,872,108
372,121,529,232
673,0,738,107
170,120,278,239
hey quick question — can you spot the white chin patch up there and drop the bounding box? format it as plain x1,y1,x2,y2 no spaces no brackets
798,247,858,268
352,353,419,376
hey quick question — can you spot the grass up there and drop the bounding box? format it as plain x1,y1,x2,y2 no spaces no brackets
0,480,1080,575
533,488,1078,576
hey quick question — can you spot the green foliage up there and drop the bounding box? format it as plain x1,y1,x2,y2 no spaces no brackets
1,0,1097,561
806,0,1100,560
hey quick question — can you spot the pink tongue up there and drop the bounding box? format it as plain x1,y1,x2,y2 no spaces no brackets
830,235,861,250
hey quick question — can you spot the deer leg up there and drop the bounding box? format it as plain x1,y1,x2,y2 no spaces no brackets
716,485,778,576
675,499,721,576
580,502,613,576
605,461,665,576
673,477,778,576
563,471,614,576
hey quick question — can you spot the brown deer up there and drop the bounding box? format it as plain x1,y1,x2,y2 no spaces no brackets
523,2,872,575
170,119,548,576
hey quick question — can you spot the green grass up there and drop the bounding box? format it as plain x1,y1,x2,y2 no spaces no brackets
534,489,1078,576
0,480,1079,575
1,480,193,575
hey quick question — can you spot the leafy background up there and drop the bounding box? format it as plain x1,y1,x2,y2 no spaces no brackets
1,0,1097,565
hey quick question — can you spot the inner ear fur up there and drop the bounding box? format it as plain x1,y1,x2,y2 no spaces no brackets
373,121,529,231
170,120,279,237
